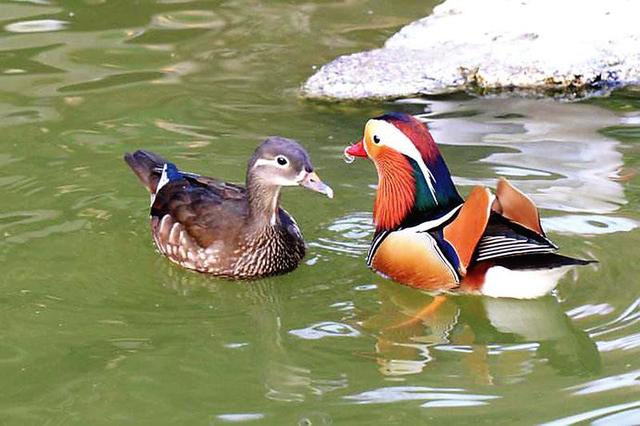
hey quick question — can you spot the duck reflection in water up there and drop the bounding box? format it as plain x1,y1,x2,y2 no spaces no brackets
159,268,349,409
359,281,601,380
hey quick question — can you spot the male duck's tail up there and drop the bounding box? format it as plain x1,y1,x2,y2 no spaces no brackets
124,150,168,193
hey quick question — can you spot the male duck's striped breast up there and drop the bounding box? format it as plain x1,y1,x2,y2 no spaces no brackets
369,229,459,290
366,188,493,292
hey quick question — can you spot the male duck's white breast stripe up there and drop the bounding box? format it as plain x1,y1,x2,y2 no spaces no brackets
367,230,389,266
409,204,462,233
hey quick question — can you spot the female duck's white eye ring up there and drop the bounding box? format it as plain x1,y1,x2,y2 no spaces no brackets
373,135,381,144
275,155,289,166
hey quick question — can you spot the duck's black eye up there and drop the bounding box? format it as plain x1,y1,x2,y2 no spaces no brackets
373,135,381,144
276,155,289,166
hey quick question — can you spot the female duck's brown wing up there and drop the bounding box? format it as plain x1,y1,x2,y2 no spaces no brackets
150,167,248,250
151,171,251,273
125,150,247,258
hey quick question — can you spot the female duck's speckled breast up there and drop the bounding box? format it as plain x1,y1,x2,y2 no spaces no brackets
232,224,306,278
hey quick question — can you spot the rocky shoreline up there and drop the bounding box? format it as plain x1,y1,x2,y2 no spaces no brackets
302,0,640,101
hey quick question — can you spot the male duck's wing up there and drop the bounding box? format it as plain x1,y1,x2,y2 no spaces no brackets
474,178,557,263
441,179,556,273
473,214,558,263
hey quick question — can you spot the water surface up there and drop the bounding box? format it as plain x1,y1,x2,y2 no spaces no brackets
1,1,640,424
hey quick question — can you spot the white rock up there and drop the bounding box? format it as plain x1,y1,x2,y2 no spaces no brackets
302,0,640,100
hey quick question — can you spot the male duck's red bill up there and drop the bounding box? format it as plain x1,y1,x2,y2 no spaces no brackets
346,138,368,158
345,112,595,299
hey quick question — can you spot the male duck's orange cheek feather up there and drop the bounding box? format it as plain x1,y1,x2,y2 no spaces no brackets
372,149,416,230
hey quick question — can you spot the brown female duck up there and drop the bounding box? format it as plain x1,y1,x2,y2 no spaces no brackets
124,137,333,279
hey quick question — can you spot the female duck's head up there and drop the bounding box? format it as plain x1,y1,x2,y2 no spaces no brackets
346,112,462,231
248,136,333,198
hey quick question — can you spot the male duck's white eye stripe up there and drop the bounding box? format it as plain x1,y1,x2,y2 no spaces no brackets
371,119,438,205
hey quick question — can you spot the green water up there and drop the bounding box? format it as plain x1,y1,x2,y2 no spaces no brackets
1,1,640,424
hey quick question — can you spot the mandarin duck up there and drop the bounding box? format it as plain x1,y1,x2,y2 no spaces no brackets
125,137,333,279
345,112,594,299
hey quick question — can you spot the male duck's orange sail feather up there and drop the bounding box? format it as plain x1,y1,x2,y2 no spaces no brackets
492,178,545,236
443,186,493,276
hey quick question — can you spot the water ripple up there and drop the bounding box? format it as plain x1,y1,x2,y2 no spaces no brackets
152,10,226,30
289,322,360,340
418,98,627,214
155,119,215,140
309,212,373,257
588,297,640,337
568,369,640,395
0,210,59,232
1,219,87,245
216,413,265,423
5,19,68,33
344,386,499,406
566,304,615,320
58,71,165,93
596,333,640,352
580,298,640,352
541,400,640,426
542,215,638,235
592,407,640,426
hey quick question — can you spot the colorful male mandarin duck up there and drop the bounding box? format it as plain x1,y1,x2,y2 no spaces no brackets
125,137,333,279
345,112,594,299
